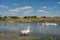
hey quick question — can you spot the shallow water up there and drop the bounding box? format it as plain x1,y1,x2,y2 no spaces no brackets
0,22,60,36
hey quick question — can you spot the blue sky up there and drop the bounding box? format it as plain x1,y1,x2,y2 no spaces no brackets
0,0,60,17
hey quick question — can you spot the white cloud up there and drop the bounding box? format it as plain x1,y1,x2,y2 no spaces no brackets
20,6,32,9
23,10,33,16
3,10,33,16
57,1,60,4
38,10,49,13
6,6,32,16
9,8,20,12
48,8,53,10
8,8,22,16
8,11,17,16
37,10,54,17
13,3,19,5
3,12,8,13
9,6,32,12
42,6,53,10
3,11,17,16
43,6,47,9
0,5,8,8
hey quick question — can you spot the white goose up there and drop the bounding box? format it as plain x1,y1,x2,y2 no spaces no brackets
42,23,57,26
21,26,30,35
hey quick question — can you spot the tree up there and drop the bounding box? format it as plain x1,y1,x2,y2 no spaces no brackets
31,16,37,18
9,16,19,19
41,16,46,18
23,16,37,18
4,16,8,18
23,16,28,18
0,17,3,19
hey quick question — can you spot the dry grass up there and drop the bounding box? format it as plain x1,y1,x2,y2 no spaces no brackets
4,18,60,22
0,33,40,40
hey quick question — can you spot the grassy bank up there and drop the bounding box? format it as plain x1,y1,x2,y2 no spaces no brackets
0,32,40,40
0,32,56,40
0,18,60,22
0,16,60,22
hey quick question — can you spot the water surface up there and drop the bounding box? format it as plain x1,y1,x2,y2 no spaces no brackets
0,22,60,36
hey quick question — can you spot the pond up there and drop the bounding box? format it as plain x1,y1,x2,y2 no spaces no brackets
0,22,60,36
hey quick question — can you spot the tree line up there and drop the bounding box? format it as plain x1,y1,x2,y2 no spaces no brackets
0,16,60,19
